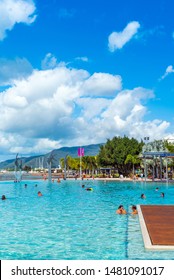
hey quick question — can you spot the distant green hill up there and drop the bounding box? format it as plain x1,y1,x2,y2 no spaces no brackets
0,144,102,169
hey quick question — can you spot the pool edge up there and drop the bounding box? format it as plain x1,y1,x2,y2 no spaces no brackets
138,205,174,251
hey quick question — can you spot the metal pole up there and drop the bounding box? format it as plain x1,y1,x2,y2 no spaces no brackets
143,136,150,182
144,157,147,182
80,153,82,179
152,156,155,181
160,157,162,181
48,162,51,182
64,155,68,180
64,159,66,180
166,157,168,183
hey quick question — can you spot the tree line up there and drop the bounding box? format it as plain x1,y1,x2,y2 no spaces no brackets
59,136,174,177
60,136,143,176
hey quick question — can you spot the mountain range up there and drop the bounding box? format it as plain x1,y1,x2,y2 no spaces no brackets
0,144,102,169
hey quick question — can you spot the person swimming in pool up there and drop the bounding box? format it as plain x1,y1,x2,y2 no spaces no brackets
38,191,43,197
86,187,93,191
131,205,138,215
2,195,6,200
116,205,127,214
141,193,146,199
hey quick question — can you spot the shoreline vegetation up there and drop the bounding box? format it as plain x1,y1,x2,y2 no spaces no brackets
1,136,174,182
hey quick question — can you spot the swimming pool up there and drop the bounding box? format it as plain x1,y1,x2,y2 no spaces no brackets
1,179,174,260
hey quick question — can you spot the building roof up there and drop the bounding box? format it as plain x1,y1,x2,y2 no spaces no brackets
142,152,174,158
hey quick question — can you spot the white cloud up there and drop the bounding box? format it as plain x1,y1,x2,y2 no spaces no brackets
41,53,71,70
82,72,122,96
108,21,140,52
76,98,111,120
0,0,37,40
161,65,174,80
75,56,89,62
3,93,28,108
41,53,58,70
78,87,169,145
10,138,61,154
0,57,33,86
0,62,172,159
102,87,153,119
0,128,62,156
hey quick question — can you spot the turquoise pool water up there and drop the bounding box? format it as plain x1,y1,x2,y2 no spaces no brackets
1,179,174,260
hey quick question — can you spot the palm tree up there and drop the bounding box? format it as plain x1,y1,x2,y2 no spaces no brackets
60,158,65,169
82,156,97,175
125,154,140,176
60,155,75,178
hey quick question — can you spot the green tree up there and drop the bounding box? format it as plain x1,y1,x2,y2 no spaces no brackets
82,156,97,174
60,156,82,172
98,136,143,175
164,141,174,153
125,154,140,175
60,157,65,169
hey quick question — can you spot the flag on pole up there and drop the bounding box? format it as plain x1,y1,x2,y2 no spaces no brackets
78,147,84,157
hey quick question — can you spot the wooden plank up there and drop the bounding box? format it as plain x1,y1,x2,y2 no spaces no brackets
140,205,174,245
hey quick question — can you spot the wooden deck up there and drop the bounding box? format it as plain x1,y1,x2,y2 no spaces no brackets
140,205,174,246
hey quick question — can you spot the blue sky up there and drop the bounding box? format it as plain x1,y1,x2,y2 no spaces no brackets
0,0,174,161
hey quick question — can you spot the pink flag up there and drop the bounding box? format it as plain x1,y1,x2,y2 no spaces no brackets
78,147,84,157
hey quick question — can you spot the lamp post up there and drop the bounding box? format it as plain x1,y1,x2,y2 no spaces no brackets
78,147,84,180
64,154,68,180
143,137,150,182
164,138,174,183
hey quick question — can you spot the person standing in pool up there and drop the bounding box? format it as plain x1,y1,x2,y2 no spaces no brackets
141,193,146,199
38,191,43,197
131,205,138,215
116,205,127,214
